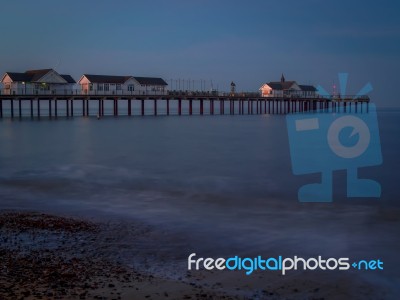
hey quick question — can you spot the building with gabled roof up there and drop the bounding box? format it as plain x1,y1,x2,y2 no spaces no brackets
78,74,168,95
1,69,76,95
259,74,318,98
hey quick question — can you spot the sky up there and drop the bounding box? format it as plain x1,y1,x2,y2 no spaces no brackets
0,0,399,106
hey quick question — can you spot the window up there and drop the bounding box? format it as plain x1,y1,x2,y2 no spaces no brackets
104,84,109,91
89,83,93,91
97,83,103,91
116,84,121,90
128,85,134,91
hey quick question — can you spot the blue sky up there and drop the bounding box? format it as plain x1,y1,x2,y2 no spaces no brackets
1,0,399,106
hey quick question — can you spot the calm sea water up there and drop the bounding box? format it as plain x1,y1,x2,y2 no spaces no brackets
0,108,399,294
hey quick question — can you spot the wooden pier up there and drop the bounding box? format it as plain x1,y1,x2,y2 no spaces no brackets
0,93,370,119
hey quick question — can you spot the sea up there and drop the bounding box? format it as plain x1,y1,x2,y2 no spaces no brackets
0,102,399,297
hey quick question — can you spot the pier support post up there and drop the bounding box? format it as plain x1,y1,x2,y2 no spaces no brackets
55,99,58,118
166,99,170,116
66,99,70,117
210,99,214,115
10,99,14,118
101,99,104,116
49,99,52,118
154,99,157,116
82,99,85,116
178,99,182,115
200,99,204,115
0,100,2,118
99,99,102,116
189,99,193,115
128,99,131,116
86,98,89,116
18,99,22,118
141,99,145,116
71,99,74,117
37,99,40,118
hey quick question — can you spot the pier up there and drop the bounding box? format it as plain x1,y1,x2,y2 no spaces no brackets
0,91,370,119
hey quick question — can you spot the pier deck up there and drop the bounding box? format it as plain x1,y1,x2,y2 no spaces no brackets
0,93,370,119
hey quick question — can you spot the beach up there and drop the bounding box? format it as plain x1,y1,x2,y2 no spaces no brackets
0,210,395,300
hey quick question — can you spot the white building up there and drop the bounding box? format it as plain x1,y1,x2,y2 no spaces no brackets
0,69,75,95
78,74,168,95
260,74,317,98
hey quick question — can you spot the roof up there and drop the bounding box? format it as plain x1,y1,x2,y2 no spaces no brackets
5,72,32,82
299,85,317,92
25,69,53,81
60,74,76,83
133,77,168,86
83,74,133,84
266,81,297,90
3,69,75,83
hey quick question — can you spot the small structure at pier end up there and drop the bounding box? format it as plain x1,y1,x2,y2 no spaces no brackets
259,74,317,98
1,69,76,95
78,74,168,95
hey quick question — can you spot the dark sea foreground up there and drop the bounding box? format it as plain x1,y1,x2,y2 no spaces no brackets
0,107,399,298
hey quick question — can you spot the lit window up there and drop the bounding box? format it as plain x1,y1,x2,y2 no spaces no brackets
104,84,109,91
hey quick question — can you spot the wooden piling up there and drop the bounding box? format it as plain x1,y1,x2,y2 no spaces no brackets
37,99,40,118
98,99,102,116
55,99,58,118
10,99,14,118
18,99,22,118
166,99,170,115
